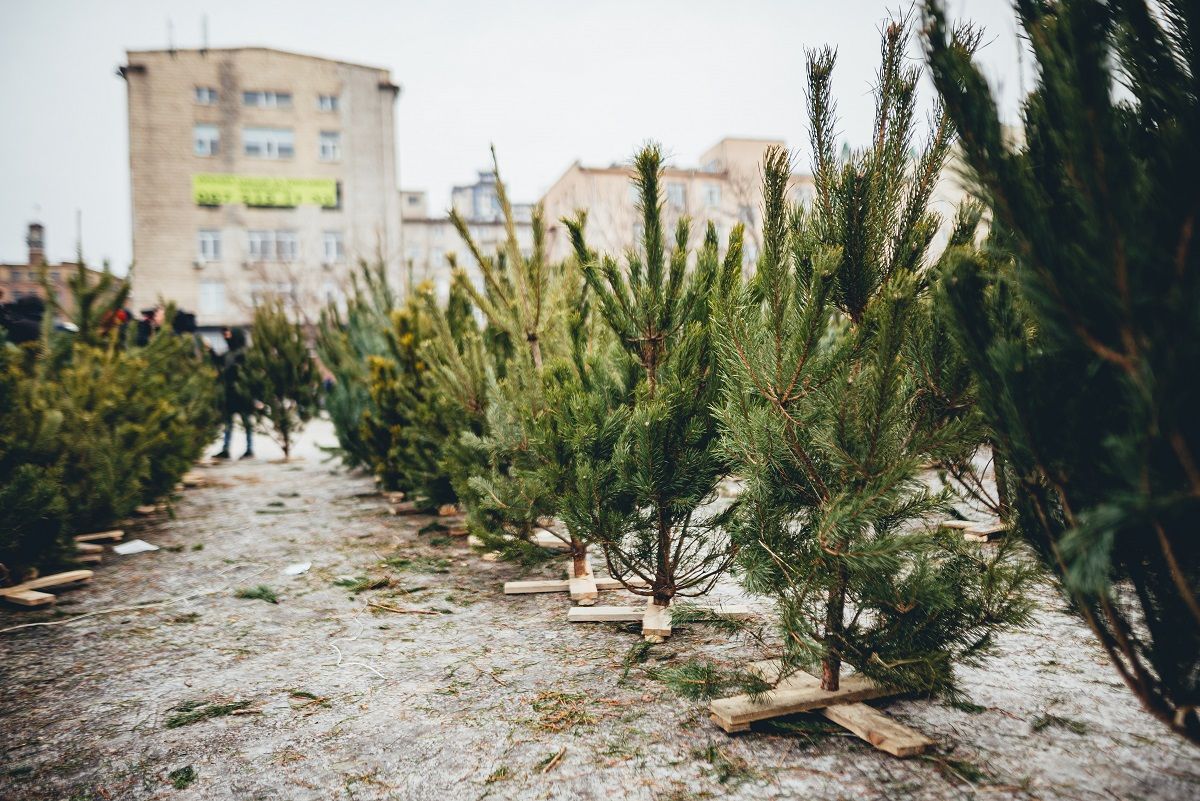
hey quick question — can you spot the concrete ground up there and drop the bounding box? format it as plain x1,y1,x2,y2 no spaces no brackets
1,419,1197,801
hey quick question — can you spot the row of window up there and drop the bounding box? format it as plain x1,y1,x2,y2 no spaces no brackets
3,270,62,282
197,278,344,316
197,229,344,263
194,87,339,112
630,181,723,209
193,125,341,161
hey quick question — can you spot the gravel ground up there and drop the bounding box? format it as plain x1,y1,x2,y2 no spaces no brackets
1,419,1197,801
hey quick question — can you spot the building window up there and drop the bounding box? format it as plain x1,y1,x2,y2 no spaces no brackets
703,183,721,207
322,231,344,262
243,127,294,159
318,131,342,162
317,94,339,112
198,279,226,316
242,90,292,109
666,182,686,209
194,123,220,156
194,86,218,105
248,230,298,262
276,231,298,262
197,229,221,262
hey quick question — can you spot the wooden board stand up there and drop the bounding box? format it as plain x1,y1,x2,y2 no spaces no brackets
939,519,1006,542
567,599,753,638
709,660,932,757
0,569,95,607
390,501,422,516
74,529,124,544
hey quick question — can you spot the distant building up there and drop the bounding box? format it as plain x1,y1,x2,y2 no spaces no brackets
401,171,535,300
0,223,105,318
540,138,815,264
119,47,402,328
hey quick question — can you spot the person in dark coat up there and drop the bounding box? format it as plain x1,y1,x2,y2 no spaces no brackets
213,326,254,459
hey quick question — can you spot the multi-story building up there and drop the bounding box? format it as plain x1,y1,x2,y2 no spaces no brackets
119,47,401,328
0,223,105,318
400,171,534,300
540,137,814,264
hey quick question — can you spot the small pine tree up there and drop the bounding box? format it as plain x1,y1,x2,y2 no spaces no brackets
924,0,1200,742
316,261,397,469
713,18,1034,696
243,300,319,460
562,143,742,614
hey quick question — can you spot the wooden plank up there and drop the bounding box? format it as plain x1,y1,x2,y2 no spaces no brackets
744,661,932,757
504,579,570,594
74,529,124,543
1,589,55,607
964,522,1006,542
938,519,977,530
567,605,644,623
567,557,598,606
710,674,892,728
76,554,103,565
532,530,570,550
0,570,94,596
390,501,421,516
75,542,104,554
643,602,672,638
134,503,162,515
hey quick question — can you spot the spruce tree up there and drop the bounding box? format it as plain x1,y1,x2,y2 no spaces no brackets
562,143,743,618
924,0,1200,741
713,19,1034,695
243,299,319,460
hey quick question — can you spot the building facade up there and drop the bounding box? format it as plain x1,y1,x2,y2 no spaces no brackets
120,47,401,327
0,223,105,318
540,138,814,264
401,172,534,300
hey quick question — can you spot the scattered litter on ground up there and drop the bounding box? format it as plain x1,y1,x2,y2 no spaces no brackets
112,539,159,555
283,562,311,576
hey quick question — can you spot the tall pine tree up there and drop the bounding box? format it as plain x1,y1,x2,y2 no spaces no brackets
243,299,319,460
562,143,743,623
713,18,1034,695
925,0,1200,742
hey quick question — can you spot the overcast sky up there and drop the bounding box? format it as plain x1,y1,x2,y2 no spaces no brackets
0,0,1026,273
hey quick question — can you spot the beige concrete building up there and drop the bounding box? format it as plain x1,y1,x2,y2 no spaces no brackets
120,47,401,327
540,138,814,264
401,171,534,301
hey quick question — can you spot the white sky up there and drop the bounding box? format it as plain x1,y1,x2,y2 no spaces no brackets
0,0,1026,273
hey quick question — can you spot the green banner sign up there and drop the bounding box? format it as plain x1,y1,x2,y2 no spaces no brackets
192,174,338,208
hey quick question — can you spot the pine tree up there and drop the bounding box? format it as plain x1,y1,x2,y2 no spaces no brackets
436,149,601,575
316,261,397,469
924,0,1200,742
713,18,1034,696
361,282,474,507
562,143,743,618
243,300,319,460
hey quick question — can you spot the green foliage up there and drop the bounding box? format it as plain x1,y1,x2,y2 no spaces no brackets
1,301,218,583
315,261,397,468
713,17,1034,697
361,282,475,508
243,300,319,459
234,584,279,604
561,143,743,605
924,0,1200,741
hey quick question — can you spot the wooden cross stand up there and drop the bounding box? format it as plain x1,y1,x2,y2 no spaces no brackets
0,570,95,607
939,519,1006,543
709,660,933,757
567,599,753,639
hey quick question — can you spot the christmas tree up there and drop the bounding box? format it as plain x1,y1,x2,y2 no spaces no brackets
712,18,1034,695
316,261,397,470
242,299,319,460
924,0,1200,741
561,143,743,623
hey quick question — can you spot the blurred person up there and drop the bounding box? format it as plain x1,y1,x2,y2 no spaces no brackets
213,326,254,460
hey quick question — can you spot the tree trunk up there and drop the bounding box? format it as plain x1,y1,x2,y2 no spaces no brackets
821,566,847,692
992,442,1011,522
571,537,588,579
